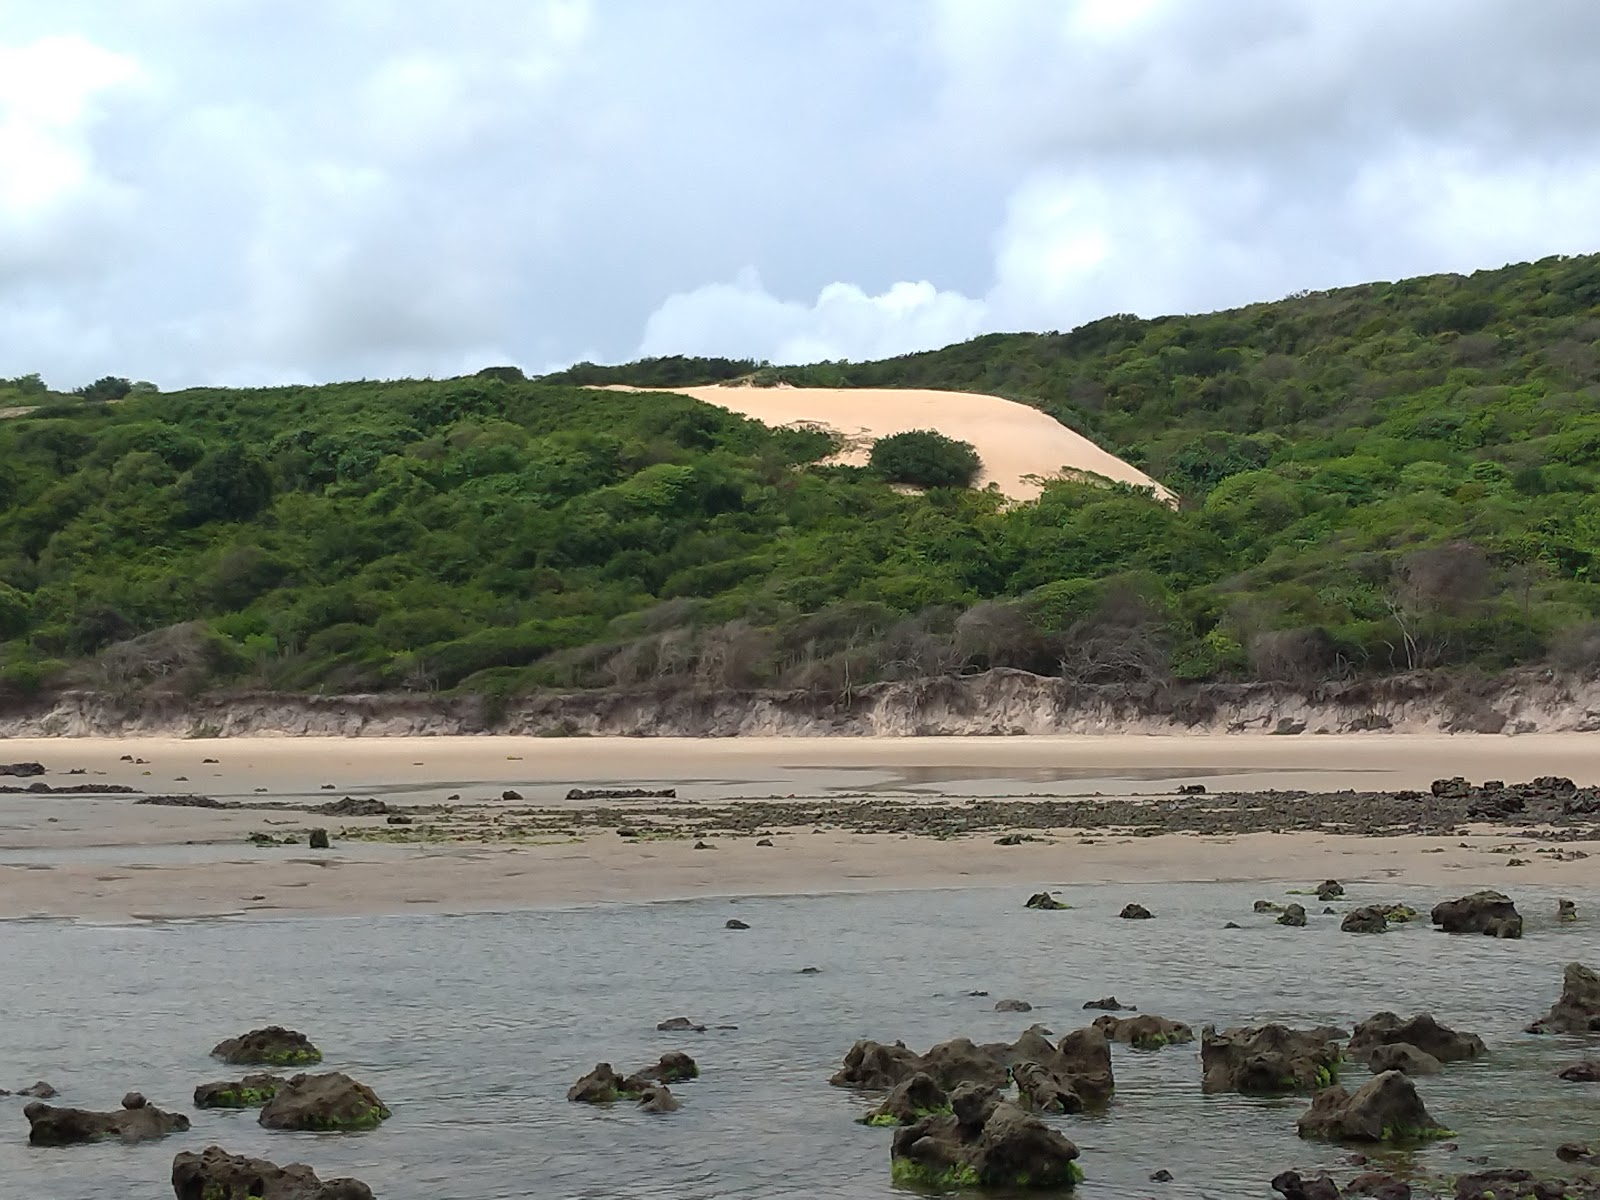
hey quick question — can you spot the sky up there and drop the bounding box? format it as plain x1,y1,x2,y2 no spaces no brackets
3,0,1600,390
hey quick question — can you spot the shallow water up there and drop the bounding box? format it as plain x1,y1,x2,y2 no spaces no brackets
2,881,1597,1200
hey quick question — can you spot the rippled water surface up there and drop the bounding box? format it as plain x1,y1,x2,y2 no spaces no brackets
3,882,1598,1200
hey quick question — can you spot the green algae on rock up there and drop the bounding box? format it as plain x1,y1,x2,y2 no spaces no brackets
889,1087,1082,1191
257,1072,391,1132
1296,1070,1452,1144
193,1073,285,1109
210,1027,323,1067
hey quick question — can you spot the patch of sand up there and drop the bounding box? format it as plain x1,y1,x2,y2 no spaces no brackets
599,384,1174,504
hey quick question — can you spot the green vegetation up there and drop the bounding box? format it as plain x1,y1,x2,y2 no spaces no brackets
5,252,1600,703
869,430,982,489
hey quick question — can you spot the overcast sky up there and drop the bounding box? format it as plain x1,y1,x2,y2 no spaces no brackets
3,0,1600,390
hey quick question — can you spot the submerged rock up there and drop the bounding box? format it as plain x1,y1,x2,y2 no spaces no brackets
568,1063,630,1103
257,1073,390,1132
171,1144,375,1200
194,1073,286,1109
1119,903,1154,920
568,1054,698,1104
1527,962,1600,1034
1560,899,1579,922
995,999,1032,1013
1082,997,1133,1011
1366,1044,1442,1076
1201,1024,1344,1095
1296,1071,1450,1143
1559,1061,1600,1082
16,1080,57,1098
25,1096,190,1146
656,1017,706,1033
1270,1170,1341,1200
1024,892,1068,910
1278,903,1308,927
211,1027,323,1067
724,919,750,930
1092,1013,1194,1050
1431,890,1522,938
835,1027,1113,1105
1347,1012,1486,1064
636,1084,679,1113
1316,880,1346,901
635,1052,698,1084
1255,900,1285,913
1453,1168,1600,1200
889,1092,1082,1191
1341,907,1389,934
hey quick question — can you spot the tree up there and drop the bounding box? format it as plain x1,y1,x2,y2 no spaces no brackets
75,376,133,404
869,430,982,488
180,446,274,524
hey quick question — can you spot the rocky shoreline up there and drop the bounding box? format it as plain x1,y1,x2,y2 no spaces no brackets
6,667,1600,737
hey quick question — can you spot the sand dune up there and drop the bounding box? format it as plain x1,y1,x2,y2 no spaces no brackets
603,383,1174,504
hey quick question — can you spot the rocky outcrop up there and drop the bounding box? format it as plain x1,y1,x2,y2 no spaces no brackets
194,1073,285,1108
1278,903,1308,927
568,1063,630,1103
1092,1013,1193,1050
1316,880,1345,900
835,1027,1113,1106
1201,1024,1343,1095
636,1084,679,1113
1454,1169,1600,1200
1119,903,1153,920
1527,963,1600,1034
257,1073,390,1132
636,1052,698,1083
1025,892,1068,910
1082,997,1132,1011
1296,1071,1450,1143
1272,1171,1415,1200
568,1053,699,1103
25,1095,190,1145
1366,1044,1441,1076
861,1073,951,1126
171,1145,375,1200
1054,1027,1116,1106
1341,907,1389,934
831,1040,923,1089
889,1087,1082,1191
1347,1013,1486,1064
211,1027,322,1067
1431,890,1523,938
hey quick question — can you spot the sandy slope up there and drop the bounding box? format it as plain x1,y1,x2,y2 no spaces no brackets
602,384,1173,503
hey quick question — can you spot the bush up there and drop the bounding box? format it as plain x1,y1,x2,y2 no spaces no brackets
868,430,982,488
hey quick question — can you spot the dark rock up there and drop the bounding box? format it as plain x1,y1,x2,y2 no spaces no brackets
1082,996,1134,1011
725,918,750,930
1223,921,1242,928
0,762,45,776
307,828,330,850
1559,898,1578,921
799,966,821,974
1316,880,1345,900
636,1084,679,1113
995,999,1032,1013
212,1027,322,1067
258,1072,390,1131
1202,1024,1343,1095
122,1091,146,1109
1366,1044,1442,1076
1453,1168,1595,1200
1273,718,1308,735
1177,783,1206,795
1341,906,1389,934
1431,890,1523,937
1323,907,1337,915
755,838,774,846
17,1080,57,1098
634,1052,698,1084
693,840,715,850
1255,900,1284,913
1559,1060,1600,1082
25,1099,189,1145
1271,1171,1340,1200
1054,1026,1116,1106
1011,1061,1084,1114
194,1073,286,1108
171,1144,375,1200
313,796,389,817
1527,962,1600,1034
568,1063,629,1102
385,815,413,825
918,1038,1010,1090
1346,1172,1413,1199
1119,902,1153,920
1278,903,1308,927
1024,891,1068,910
889,1097,1082,1191
565,787,676,801
1150,1168,1174,1182
1093,1013,1193,1050
656,1017,706,1033
1556,1142,1592,1162
831,1040,924,1089
861,1073,950,1126
501,790,523,801
1297,1071,1450,1143
1347,1013,1486,1064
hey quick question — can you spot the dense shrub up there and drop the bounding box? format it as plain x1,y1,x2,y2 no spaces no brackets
868,430,982,488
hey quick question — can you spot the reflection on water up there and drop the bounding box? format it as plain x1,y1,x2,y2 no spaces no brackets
2,882,1597,1199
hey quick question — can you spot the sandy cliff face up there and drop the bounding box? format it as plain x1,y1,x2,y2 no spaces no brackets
3,668,1599,738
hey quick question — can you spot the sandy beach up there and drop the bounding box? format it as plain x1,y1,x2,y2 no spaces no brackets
600,384,1174,503
2,734,1597,920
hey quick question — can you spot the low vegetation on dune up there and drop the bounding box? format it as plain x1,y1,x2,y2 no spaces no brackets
3,251,1600,704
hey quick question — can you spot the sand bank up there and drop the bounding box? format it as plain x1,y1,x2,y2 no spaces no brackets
600,383,1173,503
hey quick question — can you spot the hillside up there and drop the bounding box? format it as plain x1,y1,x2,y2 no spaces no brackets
3,251,1600,711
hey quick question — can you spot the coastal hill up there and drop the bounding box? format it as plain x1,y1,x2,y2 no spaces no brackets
1,251,1598,714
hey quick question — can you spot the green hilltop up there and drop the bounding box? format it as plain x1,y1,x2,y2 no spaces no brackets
2,250,1599,702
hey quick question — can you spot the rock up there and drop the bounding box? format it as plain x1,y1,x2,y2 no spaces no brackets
1560,898,1578,921
1316,880,1346,900
1202,1024,1343,1095
1273,718,1308,735
692,840,715,850
995,999,1032,1013
656,1017,706,1033
1366,1044,1442,1076
889,1097,1082,1191
636,1083,679,1113
1383,904,1419,923
799,966,821,974
385,814,413,825
1431,890,1522,937
1527,962,1600,1034
1297,1070,1450,1143
1557,1142,1593,1162
1346,1173,1413,1199
17,1080,57,1098
257,1072,391,1131
634,1052,698,1083
1011,1061,1085,1114
1024,891,1068,910
1255,900,1285,913
725,919,750,930
194,1073,286,1108
1559,1060,1600,1082
313,796,389,817
831,1040,924,1089
0,761,45,776
1177,783,1206,795
755,838,774,846
1341,906,1389,934
568,1063,629,1102
1119,903,1153,920
1278,903,1308,927
1092,1013,1193,1050
1322,907,1337,915
1223,921,1242,929
1082,996,1133,1011
212,1027,323,1067
307,828,330,850
918,1038,1010,1090
566,787,676,801
1347,1013,1486,1064
122,1091,146,1109
501,790,523,801
171,1145,375,1200
1150,1168,1174,1181
1270,1171,1341,1200
25,1099,190,1145
1049,1026,1116,1106
861,1072,951,1126
1452,1169,1595,1200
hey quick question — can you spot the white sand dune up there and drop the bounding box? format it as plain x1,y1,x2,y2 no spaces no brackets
602,384,1174,504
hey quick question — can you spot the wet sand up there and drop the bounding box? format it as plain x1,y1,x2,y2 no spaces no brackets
2,734,1598,920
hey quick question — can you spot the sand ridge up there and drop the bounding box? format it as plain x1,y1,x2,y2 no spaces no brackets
599,383,1174,504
